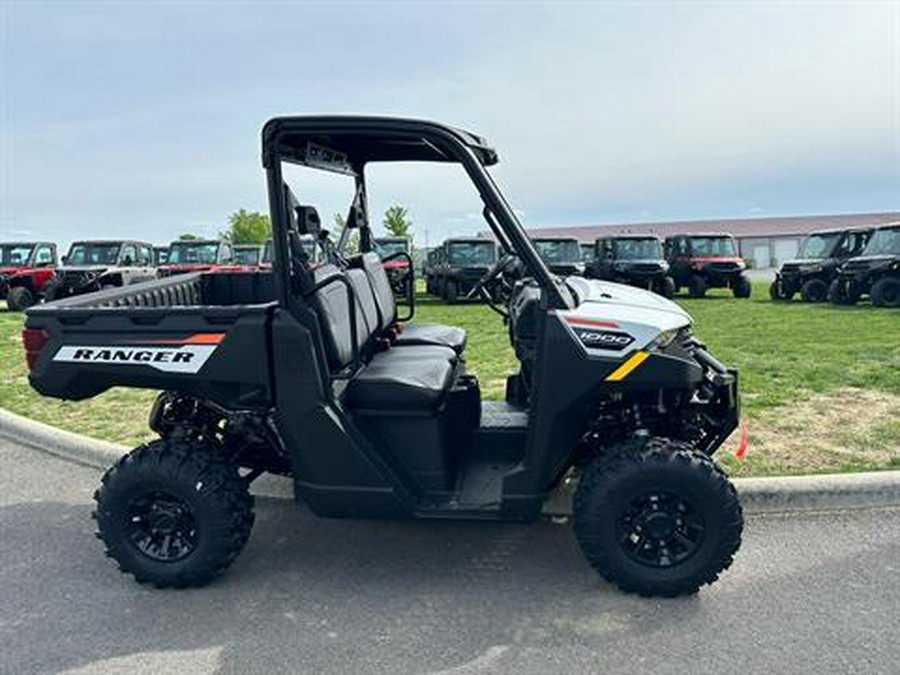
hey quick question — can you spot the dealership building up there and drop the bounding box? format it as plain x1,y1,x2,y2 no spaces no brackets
521,212,900,269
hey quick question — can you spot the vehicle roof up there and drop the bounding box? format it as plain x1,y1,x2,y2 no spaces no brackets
261,115,498,170
69,240,152,246
804,225,878,236
873,221,900,230
169,239,224,245
233,243,263,248
0,241,54,246
443,237,496,245
531,236,581,243
374,236,409,242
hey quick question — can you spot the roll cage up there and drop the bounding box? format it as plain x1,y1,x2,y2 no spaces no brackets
261,116,572,310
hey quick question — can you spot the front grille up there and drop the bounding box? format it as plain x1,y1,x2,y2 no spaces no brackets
60,271,95,287
631,264,663,274
708,262,739,272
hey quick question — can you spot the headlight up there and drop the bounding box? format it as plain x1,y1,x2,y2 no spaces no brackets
647,328,680,351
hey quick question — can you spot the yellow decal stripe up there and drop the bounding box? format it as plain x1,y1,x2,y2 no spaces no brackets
605,351,650,382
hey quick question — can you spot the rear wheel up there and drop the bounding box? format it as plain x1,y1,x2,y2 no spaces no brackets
688,275,707,298
800,278,828,303
573,438,742,597
871,277,900,308
6,286,34,311
732,274,751,298
93,439,254,588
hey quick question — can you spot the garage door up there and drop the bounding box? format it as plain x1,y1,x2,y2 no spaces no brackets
773,239,799,267
753,244,770,269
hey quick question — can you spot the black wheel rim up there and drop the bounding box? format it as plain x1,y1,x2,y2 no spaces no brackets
126,490,198,562
883,283,899,304
616,491,705,568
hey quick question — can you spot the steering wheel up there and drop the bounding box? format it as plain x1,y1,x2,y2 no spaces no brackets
465,253,518,305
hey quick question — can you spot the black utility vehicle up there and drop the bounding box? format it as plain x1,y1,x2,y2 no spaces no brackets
586,235,675,298
25,116,743,597
531,237,585,276
432,237,498,302
665,233,750,298
153,246,169,266
770,227,872,302
45,240,157,300
829,222,900,307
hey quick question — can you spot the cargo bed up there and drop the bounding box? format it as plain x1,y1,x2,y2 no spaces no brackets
24,272,277,409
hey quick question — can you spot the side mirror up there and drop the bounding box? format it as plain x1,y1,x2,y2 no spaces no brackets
61,256,69,265
123,256,133,266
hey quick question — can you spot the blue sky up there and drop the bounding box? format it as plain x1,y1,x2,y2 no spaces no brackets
2,1,898,249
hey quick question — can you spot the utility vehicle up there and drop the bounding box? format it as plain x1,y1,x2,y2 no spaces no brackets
770,226,872,302
261,236,318,269
158,239,243,276
0,241,57,311
25,116,743,597
374,236,412,296
433,237,498,302
828,222,900,307
233,244,264,268
45,240,156,300
664,233,751,298
586,235,675,298
530,237,585,277
580,241,595,265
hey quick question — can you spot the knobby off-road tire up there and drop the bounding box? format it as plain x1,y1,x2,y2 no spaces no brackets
93,439,254,588
6,286,34,311
769,281,793,301
871,277,900,308
445,279,458,304
732,274,752,298
688,275,707,298
573,438,742,597
800,278,828,303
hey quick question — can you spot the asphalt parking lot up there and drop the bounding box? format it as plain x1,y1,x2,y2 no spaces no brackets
2,436,898,675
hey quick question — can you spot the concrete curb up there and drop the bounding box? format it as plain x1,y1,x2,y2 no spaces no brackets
2,406,899,514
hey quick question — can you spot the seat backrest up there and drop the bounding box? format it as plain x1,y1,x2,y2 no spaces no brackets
310,264,372,371
346,268,379,345
359,251,397,331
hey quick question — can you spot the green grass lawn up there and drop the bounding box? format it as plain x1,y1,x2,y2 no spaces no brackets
1,281,898,475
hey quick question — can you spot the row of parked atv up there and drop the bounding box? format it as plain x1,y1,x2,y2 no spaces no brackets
424,232,753,302
422,222,900,308
768,223,900,307
0,238,283,312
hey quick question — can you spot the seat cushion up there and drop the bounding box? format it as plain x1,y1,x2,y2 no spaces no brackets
347,357,454,410
371,344,457,365
394,323,467,354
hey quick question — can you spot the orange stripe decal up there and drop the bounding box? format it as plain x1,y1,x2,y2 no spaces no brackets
145,333,226,345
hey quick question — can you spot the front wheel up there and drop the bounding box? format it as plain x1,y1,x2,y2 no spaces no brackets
573,438,743,597
444,279,458,304
93,439,254,588
6,286,34,311
688,275,707,298
828,279,858,305
656,276,676,299
732,274,752,298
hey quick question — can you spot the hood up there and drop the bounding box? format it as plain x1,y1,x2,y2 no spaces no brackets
58,265,109,273
842,255,898,270
565,276,691,333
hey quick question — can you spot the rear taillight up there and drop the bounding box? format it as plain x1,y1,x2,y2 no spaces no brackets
22,328,49,370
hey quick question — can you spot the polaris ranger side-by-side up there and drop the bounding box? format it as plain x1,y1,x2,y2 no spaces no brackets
433,237,498,302
158,239,244,276
770,226,873,302
531,237,585,277
0,241,57,311
829,222,900,307
233,244,264,267
25,117,743,597
586,235,675,298
44,240,157,301
665,233,751,298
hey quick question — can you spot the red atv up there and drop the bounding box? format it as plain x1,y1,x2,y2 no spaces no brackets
157,240,254,277
0,242,58,311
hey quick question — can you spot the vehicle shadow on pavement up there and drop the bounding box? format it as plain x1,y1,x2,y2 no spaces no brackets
3,500,897,675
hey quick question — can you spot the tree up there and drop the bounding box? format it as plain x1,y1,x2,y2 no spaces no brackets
221,209,271,244
178,233,202,240
382,205,412,239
